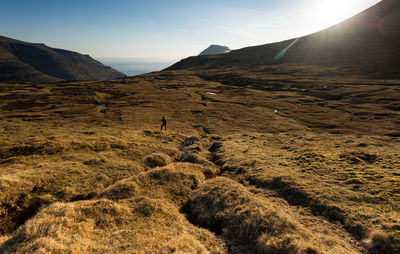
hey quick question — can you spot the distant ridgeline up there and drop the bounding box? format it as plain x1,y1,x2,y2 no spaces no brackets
198,45,230,56
168,0,400,78
0,35,125,83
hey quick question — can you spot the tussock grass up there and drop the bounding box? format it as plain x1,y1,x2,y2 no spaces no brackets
1,161,226,253
189,177,360,253
0,197,225,253
213,132,400,252
0,152,144,234
189,177,297,249
101,163,206,206
182,143,217,170
0,121,187,235
0,174,56,234
143,152,172,168
365,229,400,254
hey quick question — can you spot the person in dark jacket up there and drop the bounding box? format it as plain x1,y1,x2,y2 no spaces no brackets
160,116,167,130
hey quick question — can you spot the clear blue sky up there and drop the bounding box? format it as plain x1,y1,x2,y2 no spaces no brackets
0,0,380,60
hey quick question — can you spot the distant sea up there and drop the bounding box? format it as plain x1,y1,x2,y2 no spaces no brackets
98,58,177,76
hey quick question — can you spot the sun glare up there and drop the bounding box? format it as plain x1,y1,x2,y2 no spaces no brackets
311,0,361,30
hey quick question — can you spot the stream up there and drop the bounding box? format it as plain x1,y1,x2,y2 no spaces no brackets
180,137,198,161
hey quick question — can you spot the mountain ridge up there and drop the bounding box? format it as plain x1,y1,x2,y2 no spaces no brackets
167,0,400,78
0,35,125,83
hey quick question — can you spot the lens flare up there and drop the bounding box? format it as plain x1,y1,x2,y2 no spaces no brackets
275,38,300,60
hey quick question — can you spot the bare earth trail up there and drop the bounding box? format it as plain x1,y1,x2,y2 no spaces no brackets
0,68,399,253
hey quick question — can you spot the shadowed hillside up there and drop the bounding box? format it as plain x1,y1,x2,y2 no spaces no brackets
168,0,400,78
0,36,125,83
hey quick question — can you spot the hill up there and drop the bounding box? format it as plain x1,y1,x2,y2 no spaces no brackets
168,0,400,78
0,36,125,83
199,45,230,56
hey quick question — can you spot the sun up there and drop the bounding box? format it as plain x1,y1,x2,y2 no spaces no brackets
311,0,360,30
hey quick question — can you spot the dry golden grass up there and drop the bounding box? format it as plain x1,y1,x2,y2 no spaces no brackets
0,119,189,235
0,197,224,253
189,177,361,253
0,67,398,253
0,141,144,234
365,229,400,254
1,162,226,253
143,152,172,168
211,132,400,252
101,163,206,206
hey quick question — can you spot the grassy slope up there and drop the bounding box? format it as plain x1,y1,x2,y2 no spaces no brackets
0,67,398,253
0,44,61,83
0,36,125,83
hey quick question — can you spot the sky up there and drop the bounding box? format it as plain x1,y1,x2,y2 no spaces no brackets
0,0,381,61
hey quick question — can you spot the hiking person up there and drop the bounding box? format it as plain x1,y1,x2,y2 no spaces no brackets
160,116,167,130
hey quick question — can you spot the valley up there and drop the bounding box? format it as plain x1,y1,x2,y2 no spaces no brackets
0,67,398,253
